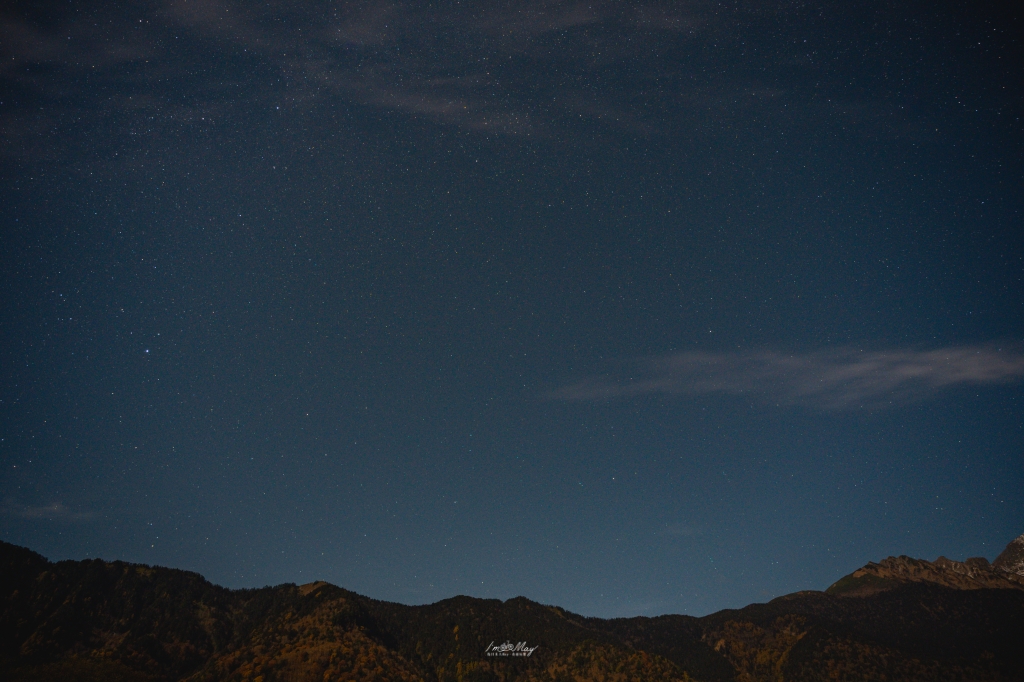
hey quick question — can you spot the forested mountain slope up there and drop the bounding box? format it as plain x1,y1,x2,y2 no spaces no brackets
3,536,1023,682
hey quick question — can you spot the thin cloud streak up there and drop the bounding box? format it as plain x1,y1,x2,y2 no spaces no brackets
0,0,719,144
0,0,952,156
551,345,1024,409
4,500,95,522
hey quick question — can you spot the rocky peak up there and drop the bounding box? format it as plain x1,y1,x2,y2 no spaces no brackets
992,533,1024,577
828,533,1024,596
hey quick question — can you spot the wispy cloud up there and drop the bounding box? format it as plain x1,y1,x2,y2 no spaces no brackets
660,523,702,537
550,345,1024,409
470,1,606,37
4,500,94,522
0,0,722,146
1,0,931,156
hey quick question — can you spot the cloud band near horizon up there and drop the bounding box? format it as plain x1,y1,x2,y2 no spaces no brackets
550,344,1024,409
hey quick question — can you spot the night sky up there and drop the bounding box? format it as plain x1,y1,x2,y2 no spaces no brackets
2,1,1023,618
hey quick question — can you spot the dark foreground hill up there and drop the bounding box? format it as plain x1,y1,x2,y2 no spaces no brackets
2,535,1023,682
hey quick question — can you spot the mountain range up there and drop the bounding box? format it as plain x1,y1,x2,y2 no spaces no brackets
2,534,1023,681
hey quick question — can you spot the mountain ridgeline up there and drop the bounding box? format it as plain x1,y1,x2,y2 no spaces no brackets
2,535,1023,682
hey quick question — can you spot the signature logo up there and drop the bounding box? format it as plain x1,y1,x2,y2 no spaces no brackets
485,640,539,657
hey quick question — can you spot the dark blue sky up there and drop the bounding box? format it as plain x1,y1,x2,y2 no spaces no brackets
1,0,1022,617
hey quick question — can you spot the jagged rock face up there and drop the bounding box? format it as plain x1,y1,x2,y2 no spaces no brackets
993,533,1024,576
828,534,1024,596
828,556,1024,596
932,555,1024,587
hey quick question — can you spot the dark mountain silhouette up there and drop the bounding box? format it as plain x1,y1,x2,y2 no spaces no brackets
2,535,1023,681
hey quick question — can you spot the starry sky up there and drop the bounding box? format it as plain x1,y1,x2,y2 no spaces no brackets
1,1,1022,618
